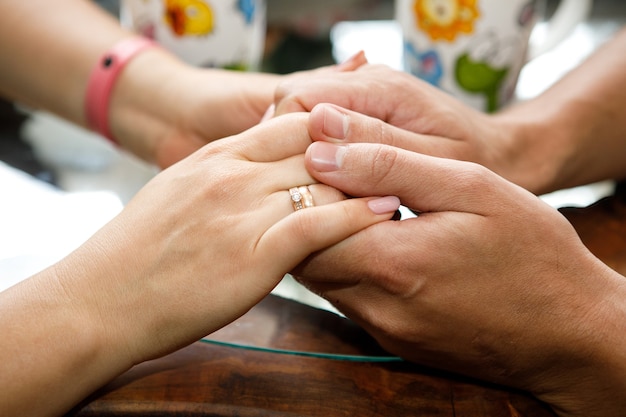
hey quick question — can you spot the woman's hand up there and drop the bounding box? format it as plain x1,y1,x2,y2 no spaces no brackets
108,47,283,167
296,135,626,417
111,50,368,169
0,112,399,416
94,113,398,357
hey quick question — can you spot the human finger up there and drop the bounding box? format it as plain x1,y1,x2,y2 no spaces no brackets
305,141,525,215
273,64,410,121
308,103,466,160
260,104,275,123
261,53,367,120
333,50,368,72
253,154,318,191
277,183,347,212
217,113,313,163
258,196,400,274
259,183,348,229
272,68,369,117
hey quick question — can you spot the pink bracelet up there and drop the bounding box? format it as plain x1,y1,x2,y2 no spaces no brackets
85,37,157,144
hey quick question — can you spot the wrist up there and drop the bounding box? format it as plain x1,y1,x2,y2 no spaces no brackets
0,260,133,415
528,261,626,416
493,75,626,195
107,45,194,163
52,224,164,366
85,37,158,145
491,100,576,195
108,51,281,167
49,248,138,371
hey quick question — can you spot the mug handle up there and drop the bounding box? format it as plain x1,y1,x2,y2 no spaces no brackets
529,0,593,59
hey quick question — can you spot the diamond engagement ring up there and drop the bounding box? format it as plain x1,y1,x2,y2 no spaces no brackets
289,186,314,211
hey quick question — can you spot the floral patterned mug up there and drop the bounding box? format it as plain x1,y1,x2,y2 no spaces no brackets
396,0,592,112
121,0,266,70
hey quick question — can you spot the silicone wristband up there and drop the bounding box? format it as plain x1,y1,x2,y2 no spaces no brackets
85,37,157,144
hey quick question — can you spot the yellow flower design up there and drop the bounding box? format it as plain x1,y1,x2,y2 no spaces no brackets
164,0,214,37
413,0,480,42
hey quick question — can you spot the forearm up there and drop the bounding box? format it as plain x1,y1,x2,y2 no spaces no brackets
0,222,175,416
0,0,281,165
493,28,626,194
0,263,132,417
0,0,130,127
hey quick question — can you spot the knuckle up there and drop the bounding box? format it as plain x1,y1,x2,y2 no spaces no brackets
274,83,306,113
290,211,319,243
375,118,399,148
274,77,295,102
443,162,498,204
366,145,400,189
454,162,494,190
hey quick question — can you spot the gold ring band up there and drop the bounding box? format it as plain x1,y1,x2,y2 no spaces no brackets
289,186,314,211
298,186,314,209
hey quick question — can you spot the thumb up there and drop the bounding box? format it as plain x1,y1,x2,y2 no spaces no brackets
305,141,510,215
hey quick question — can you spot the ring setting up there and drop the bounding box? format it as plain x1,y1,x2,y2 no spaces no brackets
289,186,314,211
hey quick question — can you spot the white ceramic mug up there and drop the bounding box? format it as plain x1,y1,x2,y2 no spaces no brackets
120,0,266,70
395,0,593,112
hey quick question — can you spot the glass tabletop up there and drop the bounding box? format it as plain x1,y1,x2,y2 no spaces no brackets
201,278,403,363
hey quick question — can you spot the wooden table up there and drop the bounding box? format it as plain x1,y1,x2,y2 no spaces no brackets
67,183,626,417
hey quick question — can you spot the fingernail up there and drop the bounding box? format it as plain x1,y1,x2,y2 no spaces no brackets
309,142,347,172
323,106,349,140
368,196,401,215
